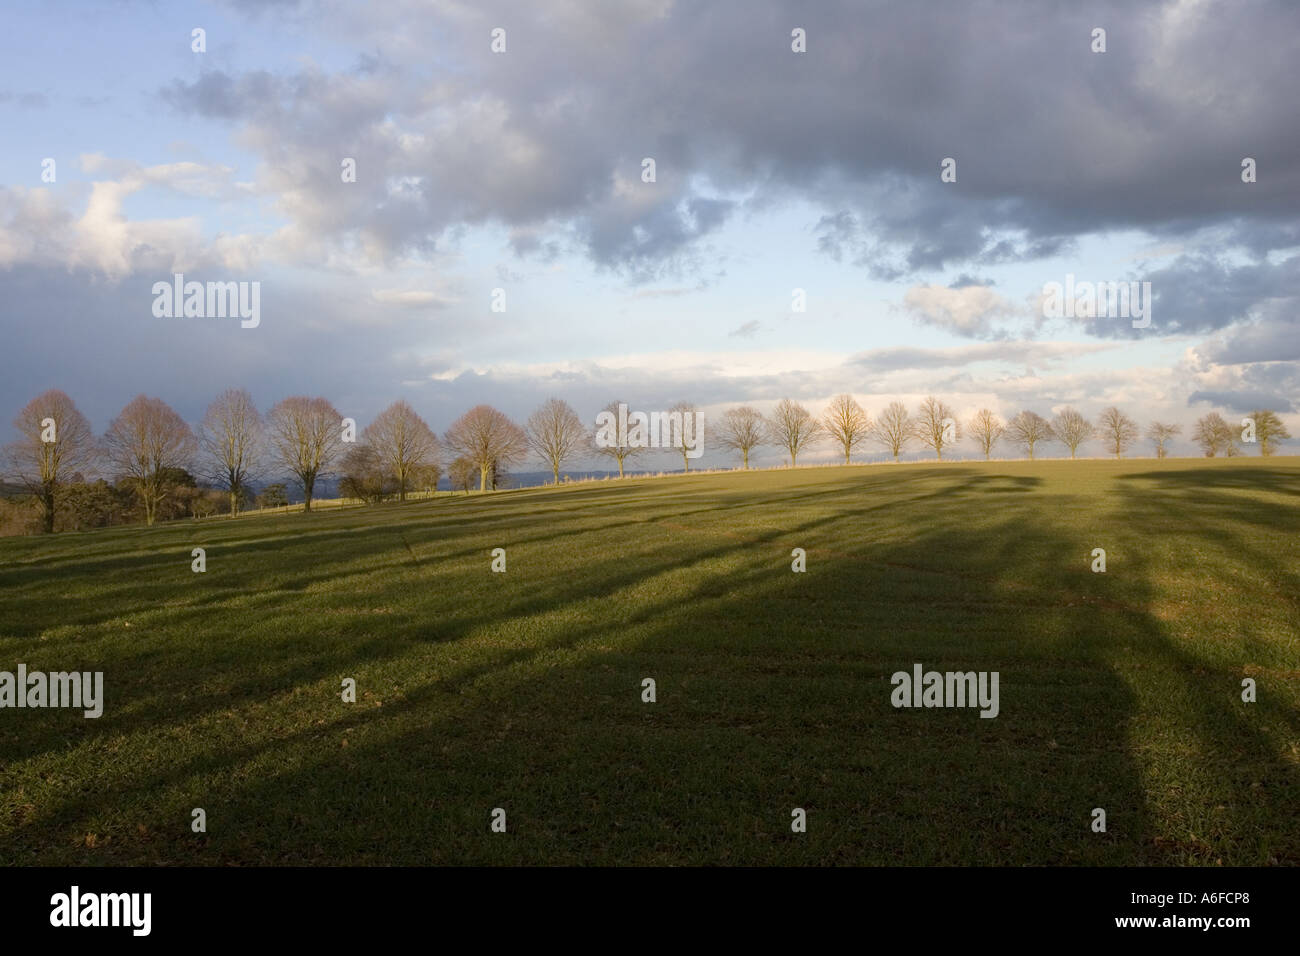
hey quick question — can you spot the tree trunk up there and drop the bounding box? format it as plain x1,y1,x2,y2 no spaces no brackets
41,485,55,533
553,465,560,484
303,474,315,512
143,483,157,526
743,449,749,469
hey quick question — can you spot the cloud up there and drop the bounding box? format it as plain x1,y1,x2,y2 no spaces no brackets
0,155,253,277
1194,313,1300,366
371,288,457,307
902,284,1021,338
848,341,1113,374
1185,359,1300,414
147,1,1300,278
1188,389,1296,414
0,182,208,277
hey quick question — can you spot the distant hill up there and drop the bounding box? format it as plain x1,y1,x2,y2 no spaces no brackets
0,481,29,499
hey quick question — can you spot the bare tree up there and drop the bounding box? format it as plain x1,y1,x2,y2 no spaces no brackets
1052,408,1094,459
823,394,871,464
526,397,586,484
1146,421,1181,458
967,409,1004,461
4,389,97,533
265,396,345,512
717,406,767,469
870,401,914,462
339,442,395,504
667,400,702,471
1247,409,1291,456
199,388,261,516
103,395,196,525
1097,406,1139,458
408,460,442,497
444,404,528,491
1193,412,1238,457
591,400,644,478
915,395,960,460
364,399,439,501
447,456,475,494
766,398,823,467
1005,411,1055,460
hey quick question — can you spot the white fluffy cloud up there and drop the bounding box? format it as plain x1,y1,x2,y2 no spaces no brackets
902,284,1022,338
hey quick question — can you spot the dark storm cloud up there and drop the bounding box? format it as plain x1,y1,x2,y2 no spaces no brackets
1188,360,1299,413
0,265,476,438
1196,310,1300,365
165,0,1300,285
1134,252,1300,337
950,274,995,289
1188,388,1296,414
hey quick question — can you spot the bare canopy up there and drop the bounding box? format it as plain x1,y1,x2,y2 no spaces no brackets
766,398,823,467
444,404,528,491
870,401,914,462
967,409,1004,461
1192,412,1238,457
915,395,960,460
1247,409,1290,456
103,395,196,526
265,396,345,511
822,394,870,465
364,399,440,501
199,388,262,515
591,400,644,478
1097,406,1139,459
1005,411,1055,460
1146,421,1181,458
526,398,586,484
1052,408,1094,459
4,389,97,533
716,406,767,469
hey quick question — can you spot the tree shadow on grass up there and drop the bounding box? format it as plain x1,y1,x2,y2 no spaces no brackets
1119,465,1300,498
4,464,1295,864
1109,468,1300,864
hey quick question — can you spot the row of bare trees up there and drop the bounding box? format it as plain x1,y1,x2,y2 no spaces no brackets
712,396,1290,467
3,390,443,531
3,388,1292,534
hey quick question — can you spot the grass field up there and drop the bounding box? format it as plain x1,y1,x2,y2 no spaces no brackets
1,457,1298,866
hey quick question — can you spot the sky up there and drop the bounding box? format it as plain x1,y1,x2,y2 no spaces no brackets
1,0,1297,467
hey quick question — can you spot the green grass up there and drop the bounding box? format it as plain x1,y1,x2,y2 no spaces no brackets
1,457,1298,865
